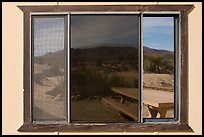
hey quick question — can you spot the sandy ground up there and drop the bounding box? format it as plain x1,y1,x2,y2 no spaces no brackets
143,73,174,118
143,73,174,91
33,77,65,120
33,64,65,120
34,64,50,74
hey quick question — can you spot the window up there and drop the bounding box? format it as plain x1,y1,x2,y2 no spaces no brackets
18,4,194,132
142,15,178,122
70,15,140,123
32,16,67,122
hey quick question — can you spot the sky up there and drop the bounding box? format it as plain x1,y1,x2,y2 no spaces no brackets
34,17,65,56
71,15,139,49
143,17,174,51
33,15,174,56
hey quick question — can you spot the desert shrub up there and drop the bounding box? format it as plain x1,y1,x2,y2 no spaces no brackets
46,81,65,100
34,66,63,85
34,57,44,65
108,72,138,88
108,74,120,85
144,55,174,74
108,75,126,87
71,69,113,98
41,66,63,77
34,73,45,85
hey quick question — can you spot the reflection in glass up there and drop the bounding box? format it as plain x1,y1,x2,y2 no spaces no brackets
143,17,174,118
70,15,139,122
32,17,66,121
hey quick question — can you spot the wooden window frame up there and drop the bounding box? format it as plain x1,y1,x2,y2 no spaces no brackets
18,4,194,132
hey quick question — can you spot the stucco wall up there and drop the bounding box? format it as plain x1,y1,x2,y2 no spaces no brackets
2,2,202,135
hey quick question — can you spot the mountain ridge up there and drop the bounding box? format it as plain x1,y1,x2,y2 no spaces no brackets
34,44,174,67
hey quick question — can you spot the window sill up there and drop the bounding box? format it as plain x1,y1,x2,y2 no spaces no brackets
18,123,193,133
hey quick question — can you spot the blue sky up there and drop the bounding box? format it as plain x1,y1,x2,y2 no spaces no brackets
143,17,174,51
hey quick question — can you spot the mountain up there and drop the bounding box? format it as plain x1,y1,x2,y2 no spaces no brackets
143,46,173,56
34,50,65,67
71,46,138,61
71,45,173,60
34,44,173,65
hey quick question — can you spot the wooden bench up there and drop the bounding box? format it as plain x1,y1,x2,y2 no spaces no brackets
102,87,174,119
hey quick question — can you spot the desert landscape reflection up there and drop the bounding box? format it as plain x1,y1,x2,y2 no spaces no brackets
71,15,140,122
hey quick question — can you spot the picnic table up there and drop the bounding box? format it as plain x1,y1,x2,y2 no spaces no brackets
102,87,174,119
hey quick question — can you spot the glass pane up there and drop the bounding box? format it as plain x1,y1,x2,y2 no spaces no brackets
71,15,139,122
143,17,174,118
32,17,66,121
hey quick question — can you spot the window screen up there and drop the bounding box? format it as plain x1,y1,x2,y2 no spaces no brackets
32,16,66,121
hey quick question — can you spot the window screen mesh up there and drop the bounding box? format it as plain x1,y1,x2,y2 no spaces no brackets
32,17,66,121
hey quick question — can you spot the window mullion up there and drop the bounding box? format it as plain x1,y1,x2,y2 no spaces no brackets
67,13,71,123
139,13,143,123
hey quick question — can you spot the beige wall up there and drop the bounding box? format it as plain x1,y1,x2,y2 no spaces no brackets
2,2,202,135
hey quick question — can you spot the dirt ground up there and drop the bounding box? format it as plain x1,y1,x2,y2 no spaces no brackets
143,73,174,92
33,77,65,120
71,99,130,122
33,64,65,120
71,99,174,121
143,73,174,118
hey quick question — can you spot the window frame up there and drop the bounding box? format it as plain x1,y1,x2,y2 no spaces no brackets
18,4,194,132
31,15,68,123
142,14,179,123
